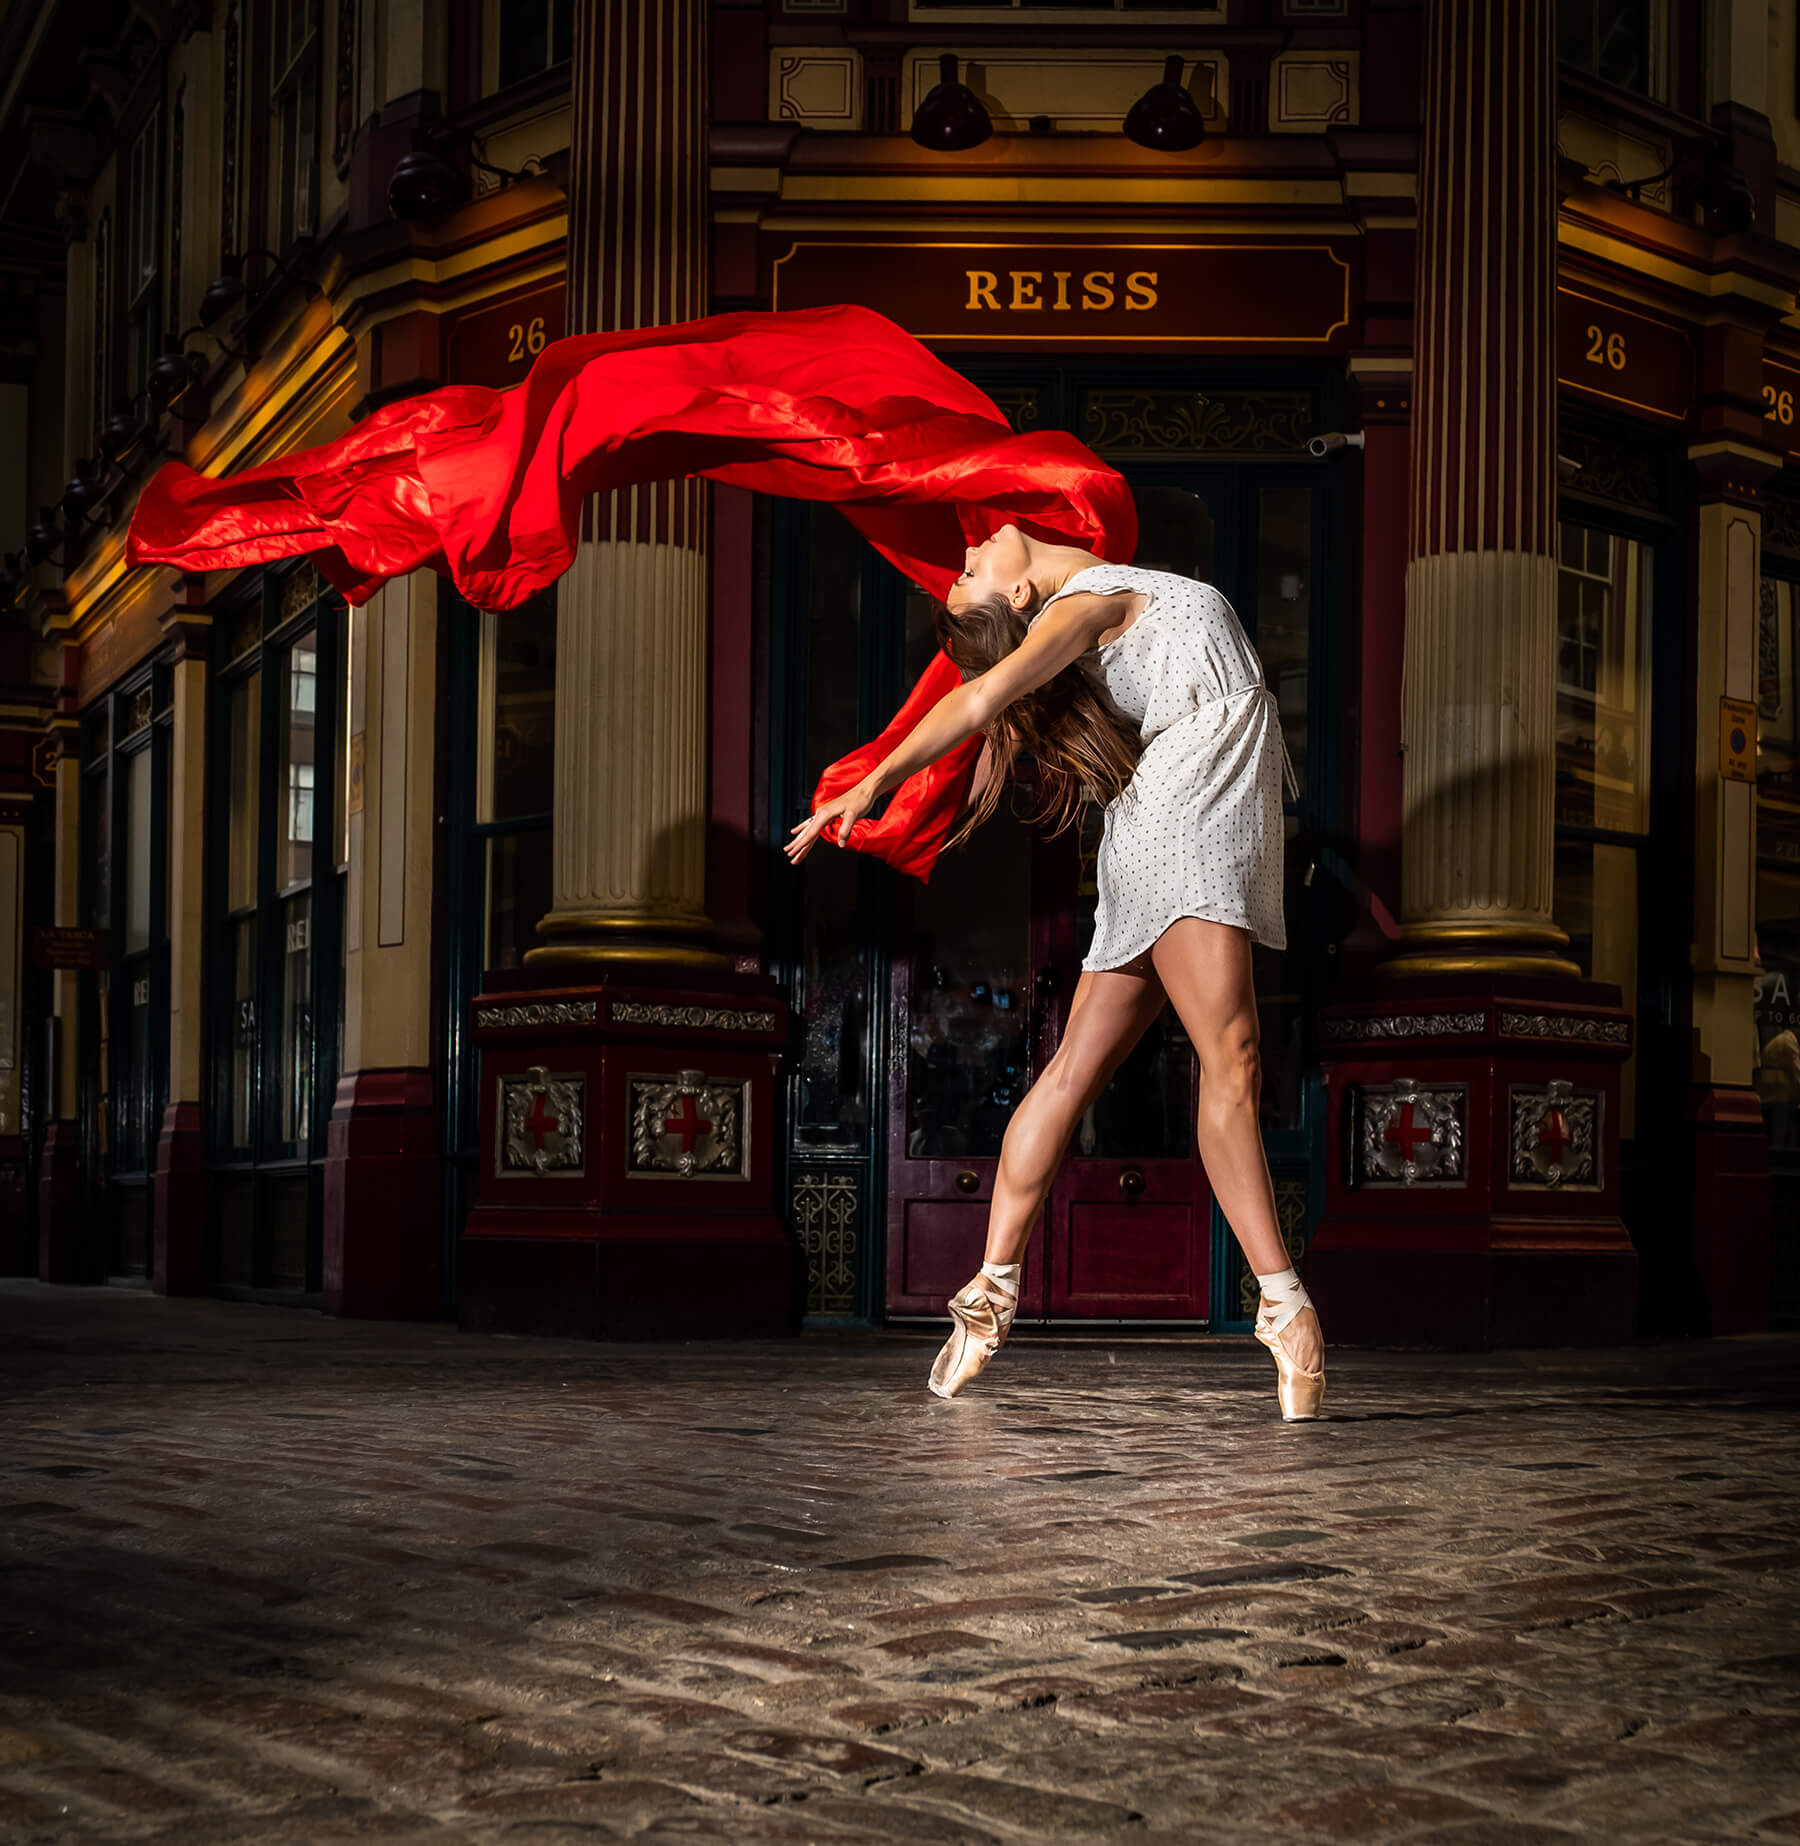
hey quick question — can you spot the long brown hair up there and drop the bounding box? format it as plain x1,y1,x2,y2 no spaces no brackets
936,589,1142,851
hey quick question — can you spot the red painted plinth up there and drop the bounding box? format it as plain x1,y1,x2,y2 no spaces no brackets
323,1069,443,1319
37,1120,92,1284
153,1101,207,1295
1305,978,1638,1349
1689,1085,1771,1336
460,972,793,1339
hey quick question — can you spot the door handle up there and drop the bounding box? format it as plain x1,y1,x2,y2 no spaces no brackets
1118,1167,1145,1198
955,1169,980,1194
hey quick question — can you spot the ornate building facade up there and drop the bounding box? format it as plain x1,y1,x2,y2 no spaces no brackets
0,0,1795,1341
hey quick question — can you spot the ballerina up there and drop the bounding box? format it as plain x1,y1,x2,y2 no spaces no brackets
787,524,1326,1419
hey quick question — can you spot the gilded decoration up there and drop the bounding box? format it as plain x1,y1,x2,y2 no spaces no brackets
1764,492,1800,561
498,1066,585,1177
629,1069,747,1178
1353,1079,1467,1187
1496,1010,1629,1046
611,1001,777,1033
1509,1080,1602,1190
1560,436,1660,514
280,564,321,624
1081,390,1315,458
477,1000,599,1029
1321,1011,1485,1043
986,384,1045,433
794,1171,859,1315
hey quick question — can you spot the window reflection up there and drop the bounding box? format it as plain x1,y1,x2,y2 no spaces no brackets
279,635,317,891
227,671,261,912
1556,522,1651,832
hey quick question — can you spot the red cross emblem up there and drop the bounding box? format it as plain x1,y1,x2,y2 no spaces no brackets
662,1092,714,1155
1384,1099,1434,1160
1537,1106,1573,1165
522,1089,561,1150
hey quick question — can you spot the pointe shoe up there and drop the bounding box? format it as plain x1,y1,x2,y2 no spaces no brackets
1254,1301,1326,1421
928,1268,1019,1399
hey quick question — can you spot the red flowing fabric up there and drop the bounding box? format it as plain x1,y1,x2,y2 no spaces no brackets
127,304,1135,879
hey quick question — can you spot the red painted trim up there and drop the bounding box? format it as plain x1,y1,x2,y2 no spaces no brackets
153,1100,207,1296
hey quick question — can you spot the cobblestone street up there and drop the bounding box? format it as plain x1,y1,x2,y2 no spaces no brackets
1,1284,1798,1844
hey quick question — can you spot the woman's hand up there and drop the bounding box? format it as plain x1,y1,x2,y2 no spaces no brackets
785,778,878,864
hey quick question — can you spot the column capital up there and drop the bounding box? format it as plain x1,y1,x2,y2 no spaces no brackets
1686,436,1783,506
1348,361,1412,427
158,573,214,663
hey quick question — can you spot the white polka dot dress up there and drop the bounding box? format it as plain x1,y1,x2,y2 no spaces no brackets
1034,564,1293,971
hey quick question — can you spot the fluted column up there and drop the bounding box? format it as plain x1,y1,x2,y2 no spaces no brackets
1394,0,1576,975
529,0,717,966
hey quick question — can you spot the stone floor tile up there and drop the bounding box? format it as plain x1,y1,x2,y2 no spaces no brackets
3,1283,1799,1843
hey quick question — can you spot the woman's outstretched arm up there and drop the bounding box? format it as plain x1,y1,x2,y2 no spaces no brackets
785,591,1129,862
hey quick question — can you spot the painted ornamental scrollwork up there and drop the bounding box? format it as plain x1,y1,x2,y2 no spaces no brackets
1353,1078,1467,1187
1322,1011,1485,1043
498,1066,586,1177
477,1000,599,1029
1509,1080,1602,1190
629,1069,748,1178
1496,1010,1629,1046
611,1001,777,1033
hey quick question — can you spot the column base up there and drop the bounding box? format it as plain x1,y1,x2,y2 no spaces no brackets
37,1120,95,1284
323,1071,443,1319
1308,976,1638,1349
1687,1086,1771,1337
153,1102,208,1295
459,970,794,1338
524,908,732,972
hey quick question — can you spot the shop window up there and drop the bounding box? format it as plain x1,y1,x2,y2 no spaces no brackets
474,597,556,969
209,569,345,1294
80,671,171,1277
1757,571,1800,1153
493,0,575,90
1557,0,1658,97
1553,519,1655,1137
272,0,321,247
125,106,163,397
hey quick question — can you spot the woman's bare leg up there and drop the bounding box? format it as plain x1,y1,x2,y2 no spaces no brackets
1149,917,1321,1387
982,957,1168,1265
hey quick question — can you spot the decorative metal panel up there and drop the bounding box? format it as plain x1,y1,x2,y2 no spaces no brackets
1509,1080,1602,1190
611,1001,777,1033
794,1171,859,1315
477,1000,599,1029
1352,1078,1468,1187
1496,1009,1629,1046
1322,1010,1485,1043
629,1069,748,1179
497,1066,585,1178
1237,1174,1310,1319
1080,390,1315,458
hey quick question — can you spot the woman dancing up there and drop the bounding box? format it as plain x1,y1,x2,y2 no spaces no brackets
786,524,1326,1420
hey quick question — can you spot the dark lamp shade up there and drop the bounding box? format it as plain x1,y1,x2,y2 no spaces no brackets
388,149,467,221
1124,56,1207,153
910,54,993,153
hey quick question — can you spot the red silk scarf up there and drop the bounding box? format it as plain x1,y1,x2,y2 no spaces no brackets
127,304,1136,879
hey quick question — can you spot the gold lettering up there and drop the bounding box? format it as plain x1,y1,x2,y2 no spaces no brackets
1124,271,1159,311
1052,271,1073,311
1082,271,1116,311
1009,270,1044,310
965,270,1000,311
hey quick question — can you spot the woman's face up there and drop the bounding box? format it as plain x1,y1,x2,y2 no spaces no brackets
945,524,1033,616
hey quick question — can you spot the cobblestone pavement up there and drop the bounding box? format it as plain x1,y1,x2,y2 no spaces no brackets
1,1285,1798,1845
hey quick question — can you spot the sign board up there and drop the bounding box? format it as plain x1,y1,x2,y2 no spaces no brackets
1556,287,1695,424
770,240,1354,348
1721,696,1758,783
32,926,109,971
443,280,567,389
1762,356,1800,462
